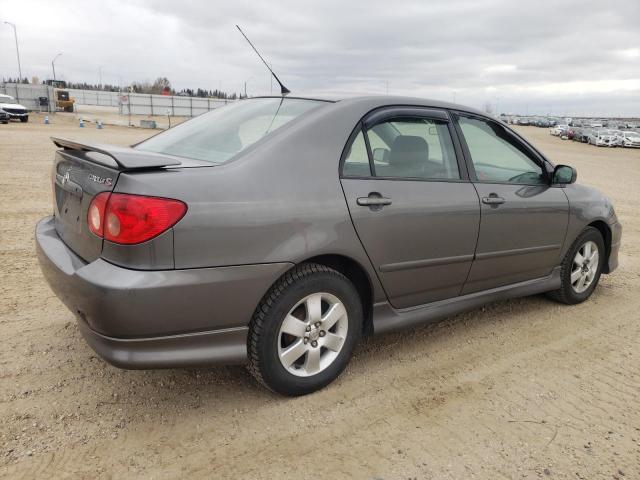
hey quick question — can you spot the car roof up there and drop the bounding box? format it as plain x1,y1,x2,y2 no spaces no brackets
251,94,487,117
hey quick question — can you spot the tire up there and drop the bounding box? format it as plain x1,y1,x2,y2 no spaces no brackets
247,263,362,396
546,227,605,305
20,116,28,123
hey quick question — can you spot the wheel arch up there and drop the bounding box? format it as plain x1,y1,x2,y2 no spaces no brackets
299,254,374,335
587,220,612,273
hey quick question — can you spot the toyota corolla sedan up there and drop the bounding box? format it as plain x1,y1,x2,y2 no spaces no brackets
36,95,621,396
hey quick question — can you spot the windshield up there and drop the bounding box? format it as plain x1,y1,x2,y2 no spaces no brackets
626,132,640,138
0,96,17,105
137,97,326,164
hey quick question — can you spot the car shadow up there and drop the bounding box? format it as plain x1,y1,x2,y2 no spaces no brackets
69,290,577,408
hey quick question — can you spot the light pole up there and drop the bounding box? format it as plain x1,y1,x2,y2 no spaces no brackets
244,76,253,98
4,22,23,81
52,52,63,81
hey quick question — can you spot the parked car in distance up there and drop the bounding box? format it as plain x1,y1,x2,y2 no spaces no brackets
621,131,640,148
36,95,622,395
550,124,568,136
0,109,9,124
571,127,591,143
0,94,29,122
590,122,603,128
588,129,618,147
610,130,625,146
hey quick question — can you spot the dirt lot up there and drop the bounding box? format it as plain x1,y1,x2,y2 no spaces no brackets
1,113,639,479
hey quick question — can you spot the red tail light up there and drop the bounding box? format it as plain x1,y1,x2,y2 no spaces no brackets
87,193,187,245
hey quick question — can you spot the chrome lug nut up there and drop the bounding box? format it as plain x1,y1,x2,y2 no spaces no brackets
311,340,318,348
319,330,326,337
306,325,311,332
314,322,320,327
303,337,308,344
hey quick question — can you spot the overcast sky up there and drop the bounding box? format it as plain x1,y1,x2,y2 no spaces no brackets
2,0,639,116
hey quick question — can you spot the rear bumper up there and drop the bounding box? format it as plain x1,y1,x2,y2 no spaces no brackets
35,216,293,368
77,320,249,369
605,221,622,274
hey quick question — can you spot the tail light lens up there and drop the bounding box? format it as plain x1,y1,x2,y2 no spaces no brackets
87,193,187,245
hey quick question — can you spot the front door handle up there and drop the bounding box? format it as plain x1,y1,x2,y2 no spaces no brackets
357,195,392,207
482,195,505,205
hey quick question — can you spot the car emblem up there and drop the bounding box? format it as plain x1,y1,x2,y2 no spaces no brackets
88,173,113,186
62,170,71,185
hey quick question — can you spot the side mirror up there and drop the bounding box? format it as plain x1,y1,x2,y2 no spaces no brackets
372,148,389,163
553,165,577,184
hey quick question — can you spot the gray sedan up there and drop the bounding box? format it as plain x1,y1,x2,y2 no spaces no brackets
36,95,621,395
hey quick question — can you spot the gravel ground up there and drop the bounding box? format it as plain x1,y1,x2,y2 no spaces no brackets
1,113,639,479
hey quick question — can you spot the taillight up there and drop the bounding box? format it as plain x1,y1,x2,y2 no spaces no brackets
87,193,187,245
88,192,110,237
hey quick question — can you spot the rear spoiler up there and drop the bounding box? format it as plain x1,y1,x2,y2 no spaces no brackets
51,137,181,170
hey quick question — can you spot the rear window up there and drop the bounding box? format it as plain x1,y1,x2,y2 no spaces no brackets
136,97,326,164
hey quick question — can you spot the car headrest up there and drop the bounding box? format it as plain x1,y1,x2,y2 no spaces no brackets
388,135,429,169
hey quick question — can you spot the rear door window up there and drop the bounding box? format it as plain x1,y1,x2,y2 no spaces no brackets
341,115,460,180
366,117,460,180
342,130,371,177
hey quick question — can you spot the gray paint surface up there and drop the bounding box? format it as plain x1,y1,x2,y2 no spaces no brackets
36,95,621,368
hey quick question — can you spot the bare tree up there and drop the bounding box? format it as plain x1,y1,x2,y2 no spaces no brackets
151,77,171,94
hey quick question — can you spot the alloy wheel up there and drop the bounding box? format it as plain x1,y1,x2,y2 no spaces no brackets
571,240,599,293
277,292,348,377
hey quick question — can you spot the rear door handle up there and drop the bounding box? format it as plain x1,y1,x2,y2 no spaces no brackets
482,196,505,205
357,196,392,207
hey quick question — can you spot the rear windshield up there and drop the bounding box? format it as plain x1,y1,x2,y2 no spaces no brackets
136,97,325,164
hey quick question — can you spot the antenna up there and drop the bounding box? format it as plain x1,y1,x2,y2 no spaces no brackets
236,25,290,95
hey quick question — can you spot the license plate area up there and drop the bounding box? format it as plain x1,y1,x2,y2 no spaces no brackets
55,174,84,234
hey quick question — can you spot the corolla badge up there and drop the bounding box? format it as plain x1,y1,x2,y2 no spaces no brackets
88,173,113,186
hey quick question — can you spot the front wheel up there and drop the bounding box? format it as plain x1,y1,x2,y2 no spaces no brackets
247,263,362,396
20,116,28,123
547,227,605,305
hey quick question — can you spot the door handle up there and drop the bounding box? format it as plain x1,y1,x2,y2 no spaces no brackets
482,195,505,205
357,195,392,207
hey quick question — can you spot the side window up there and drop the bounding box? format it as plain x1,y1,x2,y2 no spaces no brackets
366,117,460,180
342,130,372,177
457,116,546,184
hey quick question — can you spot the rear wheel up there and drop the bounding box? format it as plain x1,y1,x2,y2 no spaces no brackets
547,227,605,305
247,263,362,396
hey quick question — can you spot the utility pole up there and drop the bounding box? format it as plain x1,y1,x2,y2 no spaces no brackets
4,22,23,81
99,66,103,88
52,52,63,81
244,76,253,98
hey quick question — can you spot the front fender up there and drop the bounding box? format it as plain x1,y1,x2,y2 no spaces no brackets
562,184,620,271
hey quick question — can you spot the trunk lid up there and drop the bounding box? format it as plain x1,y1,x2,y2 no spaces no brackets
53,150,120,261
50,138,184,262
